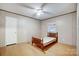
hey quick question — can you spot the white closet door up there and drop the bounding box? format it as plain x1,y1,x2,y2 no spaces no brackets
5,16,17,45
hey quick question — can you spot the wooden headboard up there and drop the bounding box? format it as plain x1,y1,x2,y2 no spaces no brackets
47,32,58,38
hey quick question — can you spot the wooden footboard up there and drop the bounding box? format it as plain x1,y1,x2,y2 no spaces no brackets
32,37,44,51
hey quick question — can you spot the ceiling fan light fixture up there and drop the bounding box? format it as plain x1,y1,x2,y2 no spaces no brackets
37,10,44,15
34,9,44,16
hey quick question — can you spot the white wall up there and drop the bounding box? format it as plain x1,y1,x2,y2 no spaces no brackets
41,12,76,46
77,4,79,56
18,16,41,43
0,10,41,46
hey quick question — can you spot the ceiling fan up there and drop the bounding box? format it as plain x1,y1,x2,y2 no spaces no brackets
19,3,52,16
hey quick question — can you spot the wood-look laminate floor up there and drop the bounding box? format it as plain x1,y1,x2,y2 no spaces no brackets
0,43,76,56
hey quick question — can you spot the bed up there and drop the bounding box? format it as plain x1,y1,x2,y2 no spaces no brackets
32,32,58,52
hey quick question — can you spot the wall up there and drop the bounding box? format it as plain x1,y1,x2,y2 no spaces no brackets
77,4,79,56
41,12,76,46
18,16,41,43
0,10,41,46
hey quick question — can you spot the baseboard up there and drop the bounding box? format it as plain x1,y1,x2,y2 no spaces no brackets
6,43,16,46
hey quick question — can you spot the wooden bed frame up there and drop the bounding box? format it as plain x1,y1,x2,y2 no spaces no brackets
32,32,58,52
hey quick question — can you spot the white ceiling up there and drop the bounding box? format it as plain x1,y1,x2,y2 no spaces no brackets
0,3,76,20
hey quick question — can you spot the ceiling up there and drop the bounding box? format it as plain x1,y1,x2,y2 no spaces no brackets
0,3,76,20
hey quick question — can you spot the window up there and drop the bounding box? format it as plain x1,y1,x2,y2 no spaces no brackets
48,23,57,33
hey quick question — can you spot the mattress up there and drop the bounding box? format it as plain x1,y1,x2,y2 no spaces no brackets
43,37,56,46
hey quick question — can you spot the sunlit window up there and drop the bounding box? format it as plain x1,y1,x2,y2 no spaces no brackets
48,23,57,33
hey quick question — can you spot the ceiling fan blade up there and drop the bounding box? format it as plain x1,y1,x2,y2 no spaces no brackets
43,11,52,14
40,3,52,15
41,3,47,9
20,4,35,10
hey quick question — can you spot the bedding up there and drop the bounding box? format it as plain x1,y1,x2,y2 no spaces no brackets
43,37,56,44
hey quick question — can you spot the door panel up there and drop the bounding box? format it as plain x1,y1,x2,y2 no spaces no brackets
5,16,17,45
